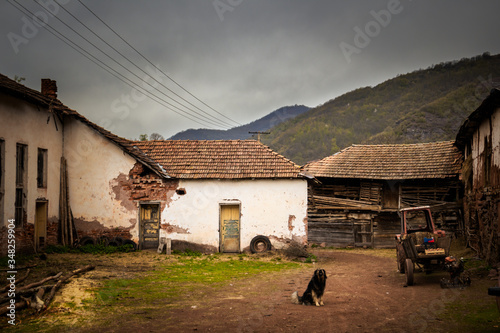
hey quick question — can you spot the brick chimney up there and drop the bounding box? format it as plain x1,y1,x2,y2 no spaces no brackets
41,79,57,99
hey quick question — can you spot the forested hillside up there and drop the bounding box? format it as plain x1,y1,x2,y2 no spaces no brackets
262,53,500,165
169,105,309,140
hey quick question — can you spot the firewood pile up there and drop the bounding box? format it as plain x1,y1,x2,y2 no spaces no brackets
0,264,94,315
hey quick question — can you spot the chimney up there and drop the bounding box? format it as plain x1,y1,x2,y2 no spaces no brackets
41,79,57,99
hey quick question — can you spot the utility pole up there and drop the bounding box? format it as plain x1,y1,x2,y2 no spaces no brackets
248,131,270,142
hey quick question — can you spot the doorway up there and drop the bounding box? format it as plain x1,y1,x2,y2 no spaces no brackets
35,201,47,250
140,203,160,249
220,204,240,253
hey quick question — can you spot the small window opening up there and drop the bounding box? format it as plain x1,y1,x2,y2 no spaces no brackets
176,188,186,195
37,148,48,188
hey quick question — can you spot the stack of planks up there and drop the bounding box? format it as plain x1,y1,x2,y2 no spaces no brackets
59,157,76,246
311,195,381,211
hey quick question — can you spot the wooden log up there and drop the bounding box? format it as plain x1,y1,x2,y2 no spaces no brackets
0,272,62,300
0,285,55,305
0,264,37,272
0,299,27,316
42,265,95,312
0,269,30,293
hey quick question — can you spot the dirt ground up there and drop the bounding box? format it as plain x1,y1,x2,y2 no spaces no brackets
2,249,498,333
133,250,491,333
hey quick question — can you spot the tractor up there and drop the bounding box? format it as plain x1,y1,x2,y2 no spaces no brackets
395,206,468,287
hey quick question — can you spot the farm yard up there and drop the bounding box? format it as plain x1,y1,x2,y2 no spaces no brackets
1,245,498,333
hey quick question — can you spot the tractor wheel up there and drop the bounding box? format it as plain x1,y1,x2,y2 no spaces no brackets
396,244,405,274
405,259,414,286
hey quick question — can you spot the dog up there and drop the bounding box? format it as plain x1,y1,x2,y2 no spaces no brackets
291,268,327,306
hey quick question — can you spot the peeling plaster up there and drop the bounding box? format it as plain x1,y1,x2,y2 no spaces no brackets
110,173,137,212
288,215,296,231
161,223,191,234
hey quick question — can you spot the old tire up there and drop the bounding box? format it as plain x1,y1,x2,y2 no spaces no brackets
250,235,272,253
108,237,123,247
123,239,137,251
405,258,414,286
79,236,95,246
97,236,109,246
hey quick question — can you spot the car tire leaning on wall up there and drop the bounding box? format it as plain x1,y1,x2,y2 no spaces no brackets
108,237,124,247
123,239,137,251
79,236,95,246
97,236,109,246
250,235,272,253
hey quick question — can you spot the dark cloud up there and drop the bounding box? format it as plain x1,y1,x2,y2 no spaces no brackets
2,0,499,139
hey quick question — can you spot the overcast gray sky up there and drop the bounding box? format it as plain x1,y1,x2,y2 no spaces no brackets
2,0,500,139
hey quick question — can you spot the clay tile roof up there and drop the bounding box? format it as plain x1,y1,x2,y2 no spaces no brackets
302,141,462,180
131,140,303,179
0,73,168,178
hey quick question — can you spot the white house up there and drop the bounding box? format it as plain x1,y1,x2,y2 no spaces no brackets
0,74,308,255
0,74,167,255
132,140,308,252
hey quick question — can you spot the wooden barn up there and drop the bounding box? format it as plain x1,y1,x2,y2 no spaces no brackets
455,88,500,264
302,141,463,248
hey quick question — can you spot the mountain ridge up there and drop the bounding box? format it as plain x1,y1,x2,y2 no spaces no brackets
262,53,500,165
169,105,310,140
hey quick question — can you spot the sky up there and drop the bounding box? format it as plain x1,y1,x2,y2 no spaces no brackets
1,0,500,140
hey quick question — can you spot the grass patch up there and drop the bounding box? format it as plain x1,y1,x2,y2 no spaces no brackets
44,244,136,255
93,255,300,310
435,278,500,332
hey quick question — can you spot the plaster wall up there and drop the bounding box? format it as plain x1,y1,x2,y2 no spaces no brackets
0,93,62,227
160,178,308,251
63,118,140,240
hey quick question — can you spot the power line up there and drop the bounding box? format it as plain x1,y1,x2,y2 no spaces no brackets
57,0,238,129
6,0,222,129
76,0,242,127
27,0,232,130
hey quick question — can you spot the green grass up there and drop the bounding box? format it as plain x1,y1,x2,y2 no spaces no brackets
93,256,300,310
436,291,500,332
44,243,136,254
2,254,301,332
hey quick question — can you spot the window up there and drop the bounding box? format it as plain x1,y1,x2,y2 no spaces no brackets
37,148,47,188
15,143,27,227
16,144,27,186
15,189,24,227
484,136,492,186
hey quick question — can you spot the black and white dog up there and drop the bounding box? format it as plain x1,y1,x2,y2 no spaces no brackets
291,268,327,306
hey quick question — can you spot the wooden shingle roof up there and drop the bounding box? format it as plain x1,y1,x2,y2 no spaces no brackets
131,140,303,179
302,141,462,180
456,88,500,150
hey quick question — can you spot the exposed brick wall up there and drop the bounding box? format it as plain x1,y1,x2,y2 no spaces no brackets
0,220,59,257
126,162,178,203
76,226,134,244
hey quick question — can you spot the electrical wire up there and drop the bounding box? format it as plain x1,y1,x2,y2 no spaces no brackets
76,0,242,127
57,0,239,128
6,0,221,129
28,0,232,129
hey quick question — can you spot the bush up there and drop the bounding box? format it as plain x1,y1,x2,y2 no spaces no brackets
282,241,309,259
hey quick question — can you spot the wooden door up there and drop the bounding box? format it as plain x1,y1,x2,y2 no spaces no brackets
220,205,240,253
140,204,160,249
35,201,47,250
